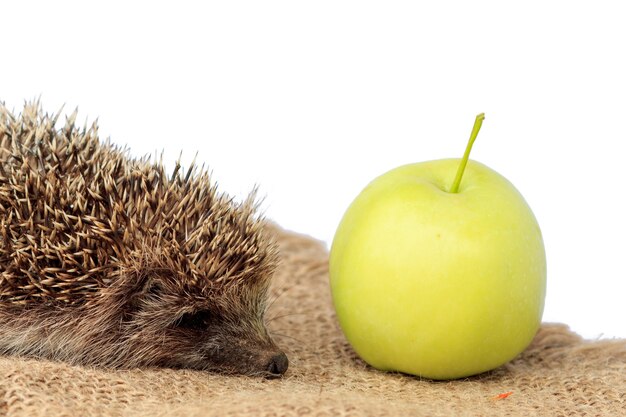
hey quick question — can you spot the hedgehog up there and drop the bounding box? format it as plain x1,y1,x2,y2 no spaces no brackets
0,102,288,377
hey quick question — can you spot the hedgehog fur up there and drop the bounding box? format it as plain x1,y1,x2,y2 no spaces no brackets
0,102,287,376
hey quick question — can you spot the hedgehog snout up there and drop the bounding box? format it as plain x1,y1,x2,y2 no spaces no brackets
227,344,289,377
266,351,289,377
190,323,289,377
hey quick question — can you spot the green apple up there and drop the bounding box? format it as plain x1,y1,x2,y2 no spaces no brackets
329,114,546,380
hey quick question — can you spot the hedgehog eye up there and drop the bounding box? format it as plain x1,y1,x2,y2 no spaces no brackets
176,311,212,330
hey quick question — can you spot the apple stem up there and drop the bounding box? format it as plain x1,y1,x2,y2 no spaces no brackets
449,113,485,193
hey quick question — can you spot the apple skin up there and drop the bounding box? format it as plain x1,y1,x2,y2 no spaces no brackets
329,159,546,380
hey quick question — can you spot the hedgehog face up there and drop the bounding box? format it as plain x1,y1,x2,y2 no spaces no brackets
120,274,288,377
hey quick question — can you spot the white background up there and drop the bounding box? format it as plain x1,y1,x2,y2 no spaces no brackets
2,1,625,339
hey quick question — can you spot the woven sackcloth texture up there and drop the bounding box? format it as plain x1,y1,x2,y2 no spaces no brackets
0,225,624,417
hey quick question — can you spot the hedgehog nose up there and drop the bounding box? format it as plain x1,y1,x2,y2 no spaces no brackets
267,352,289,376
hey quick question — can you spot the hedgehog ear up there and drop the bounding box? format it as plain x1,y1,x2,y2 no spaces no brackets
118,268,161,313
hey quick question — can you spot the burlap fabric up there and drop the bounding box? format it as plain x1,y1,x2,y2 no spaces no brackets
0,226,624,416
